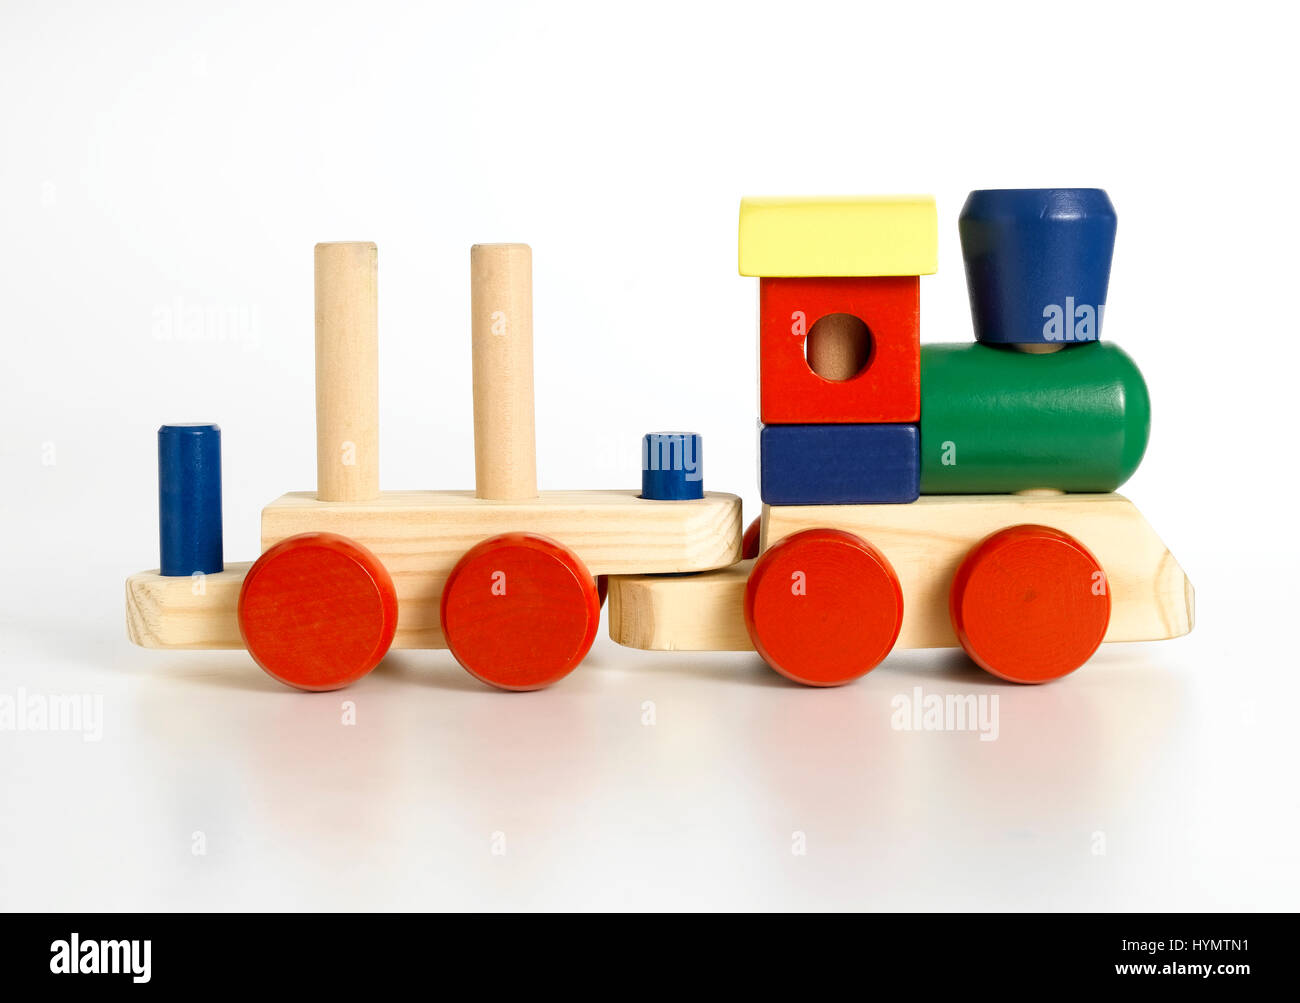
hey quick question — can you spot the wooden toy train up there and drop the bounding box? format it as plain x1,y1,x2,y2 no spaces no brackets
125,191,1194,690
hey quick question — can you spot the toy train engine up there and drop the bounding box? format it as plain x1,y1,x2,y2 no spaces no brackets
607,191,1192,684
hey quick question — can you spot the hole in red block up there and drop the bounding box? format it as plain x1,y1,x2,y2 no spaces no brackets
804,313,874,381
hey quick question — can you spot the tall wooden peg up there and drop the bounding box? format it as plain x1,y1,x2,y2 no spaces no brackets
471,243,538,500
314,241,380,502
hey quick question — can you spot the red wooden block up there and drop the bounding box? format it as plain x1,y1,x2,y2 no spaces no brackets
760,276,920,424
238,532,399,691
949,524,1111,684
744,528,903,686
741,516,761,560
440,533,600,691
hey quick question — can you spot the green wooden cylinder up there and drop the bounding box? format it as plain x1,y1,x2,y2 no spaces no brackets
919,342,1150,493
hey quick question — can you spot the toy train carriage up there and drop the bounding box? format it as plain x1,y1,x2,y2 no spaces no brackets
125,192,1194,691
128,243,744,691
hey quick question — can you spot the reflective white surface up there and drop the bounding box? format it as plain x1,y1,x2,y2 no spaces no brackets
1,554,1291,911
2,0,1296,912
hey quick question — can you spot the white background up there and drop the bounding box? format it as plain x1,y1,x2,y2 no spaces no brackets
1,0,1296,910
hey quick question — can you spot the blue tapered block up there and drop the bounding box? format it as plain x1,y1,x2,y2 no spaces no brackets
760,423,919,505
158,423,224,576
641,432,704,500
959,189,1116,346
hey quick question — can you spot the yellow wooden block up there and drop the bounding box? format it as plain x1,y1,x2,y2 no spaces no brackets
126,490,742,652
738,195,938,277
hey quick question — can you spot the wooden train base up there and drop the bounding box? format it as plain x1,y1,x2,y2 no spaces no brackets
127,489,742,651
608,494,1194,683
129,489,1192,686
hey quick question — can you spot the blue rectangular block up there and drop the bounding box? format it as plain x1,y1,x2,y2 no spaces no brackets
760,423,920,505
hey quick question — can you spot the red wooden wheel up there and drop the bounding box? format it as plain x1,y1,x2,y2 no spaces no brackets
238,532,399,691
741,516,762,560
744,528,903,686
440,533,600,691
949,524,1111,684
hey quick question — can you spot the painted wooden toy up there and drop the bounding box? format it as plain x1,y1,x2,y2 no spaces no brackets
126,191,1194,690
608,191,1191,685
126,242,743,690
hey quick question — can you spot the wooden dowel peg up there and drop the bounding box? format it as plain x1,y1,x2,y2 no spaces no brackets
470,243,538,500
314,241,380,502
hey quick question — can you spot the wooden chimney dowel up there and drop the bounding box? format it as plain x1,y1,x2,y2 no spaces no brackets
314,241,379,502
470,243,538,500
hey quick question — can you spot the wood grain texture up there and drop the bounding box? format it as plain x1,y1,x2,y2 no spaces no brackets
608,494,1193,653
126,563,250,649
128,491,740,652
760,276,920,425
764,495,1191,646
157,423,224,575
608,561,754,651
805,312,872,381
238,532,398,691
471,243,537,500
440,533,600,690
760,422,919,505
744,528,904,686
262,488,743,648
949,524,1110,683
315,241,379,502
